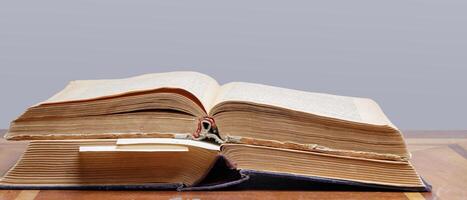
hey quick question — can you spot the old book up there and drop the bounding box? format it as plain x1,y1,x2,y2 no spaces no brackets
1,71,430,191
0,138,428,191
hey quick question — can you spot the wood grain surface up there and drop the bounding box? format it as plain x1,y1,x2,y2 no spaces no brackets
1,129,466,200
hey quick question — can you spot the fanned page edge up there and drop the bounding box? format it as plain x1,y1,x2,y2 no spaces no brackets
0,138,221,188
225,136,408,161
211,82,397,129
38,71,221,113
219,144,426,189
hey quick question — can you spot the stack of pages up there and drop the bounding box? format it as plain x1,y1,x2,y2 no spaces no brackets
1,71,430,191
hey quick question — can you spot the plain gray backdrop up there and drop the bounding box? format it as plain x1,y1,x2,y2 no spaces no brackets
1,0,466,129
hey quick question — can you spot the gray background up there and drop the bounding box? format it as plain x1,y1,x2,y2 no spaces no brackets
1,0,466,129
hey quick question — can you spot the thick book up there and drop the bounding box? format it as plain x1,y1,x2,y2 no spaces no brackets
1,71,430,191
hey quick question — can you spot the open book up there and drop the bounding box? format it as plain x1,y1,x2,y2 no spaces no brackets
1,138,427,191
1,71,430,191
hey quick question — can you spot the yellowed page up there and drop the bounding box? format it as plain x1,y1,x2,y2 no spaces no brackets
43,71,220,111
353,98,396,128
213,82,393,126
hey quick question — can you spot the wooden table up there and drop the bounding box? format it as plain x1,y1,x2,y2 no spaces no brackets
1,129,466,200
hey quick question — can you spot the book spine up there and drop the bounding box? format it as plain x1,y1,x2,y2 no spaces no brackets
192,117,223,144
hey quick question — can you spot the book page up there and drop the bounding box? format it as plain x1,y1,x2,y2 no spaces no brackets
353,98,396,128
116,138,220,151
213,82,393,126
43,71,220,111
79,145,190,152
